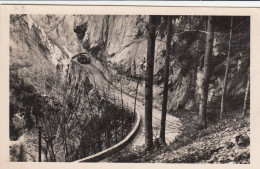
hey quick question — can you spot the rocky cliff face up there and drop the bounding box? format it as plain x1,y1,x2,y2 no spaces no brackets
10,14,249,112
30,15,84,58
10,15,101,161
73,15,250,112
10,14,84,97
9,14,250,162
9,13,102,129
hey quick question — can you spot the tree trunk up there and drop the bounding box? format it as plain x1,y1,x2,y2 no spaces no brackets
243,74,250,115
49,141,56,162
188,16,191,30
220,16,233,120
133,81,139,123
205,16,207,31
160,16,172,144
44,149,48,162
198,16,214,129
145,15,156,150
133,58,139,124
114,95,118,143
38,126,42,162
120,80,124,139
98,119,102,151
107,112,111,148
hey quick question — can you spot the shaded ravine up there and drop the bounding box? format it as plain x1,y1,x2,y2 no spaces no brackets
72,58,182,161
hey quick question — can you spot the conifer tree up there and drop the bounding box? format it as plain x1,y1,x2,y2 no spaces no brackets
198,16,215,129
160,16,173,144
145,15,157,150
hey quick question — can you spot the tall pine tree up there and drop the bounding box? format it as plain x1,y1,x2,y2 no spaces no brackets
145,15,157,150
220,16,233,120
197,16,215,129
160,16,173,144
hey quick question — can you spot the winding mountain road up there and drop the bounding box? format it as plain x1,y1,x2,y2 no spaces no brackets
73,58,182,161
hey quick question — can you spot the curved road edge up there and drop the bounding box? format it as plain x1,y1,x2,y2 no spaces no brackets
73,108,141,162
71,54,182,162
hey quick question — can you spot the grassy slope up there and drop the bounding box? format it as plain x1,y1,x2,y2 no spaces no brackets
106,109,250,164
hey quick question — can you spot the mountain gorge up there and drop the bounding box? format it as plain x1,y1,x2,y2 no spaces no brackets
9,14,250,163
73,15,249,112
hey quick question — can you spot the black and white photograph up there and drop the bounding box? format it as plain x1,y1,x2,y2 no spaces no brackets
1,5,258,166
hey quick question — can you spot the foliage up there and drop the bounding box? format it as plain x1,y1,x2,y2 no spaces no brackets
10,72,39,139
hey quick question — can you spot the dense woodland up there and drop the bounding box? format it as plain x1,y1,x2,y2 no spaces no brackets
144,15,249,145
9,15,250,163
